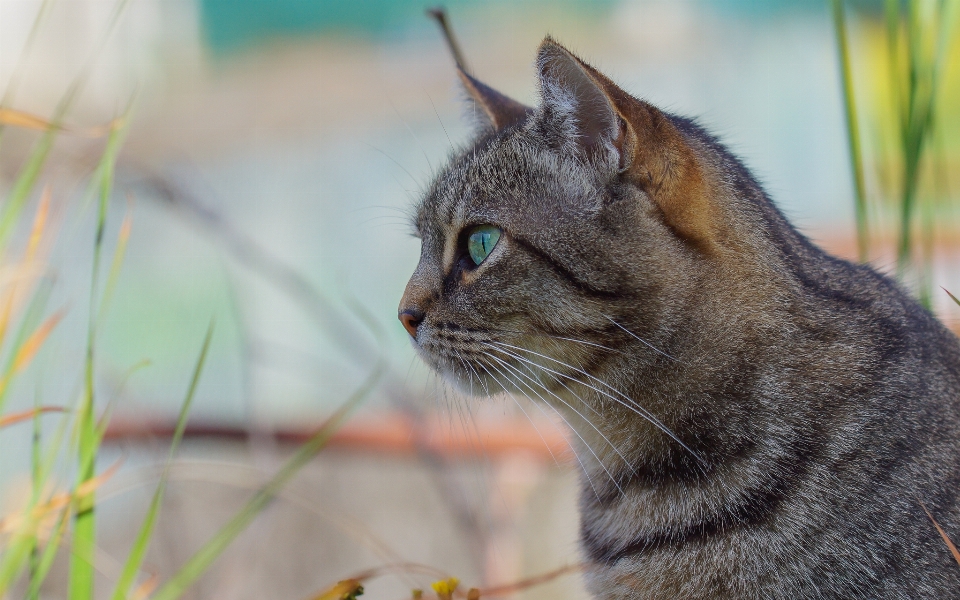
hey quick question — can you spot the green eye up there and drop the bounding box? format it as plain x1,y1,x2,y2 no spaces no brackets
466,225,501,266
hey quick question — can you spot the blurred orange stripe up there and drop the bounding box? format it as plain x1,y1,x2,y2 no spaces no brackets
103,412,572,463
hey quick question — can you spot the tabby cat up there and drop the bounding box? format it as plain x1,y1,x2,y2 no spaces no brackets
398,38,960,598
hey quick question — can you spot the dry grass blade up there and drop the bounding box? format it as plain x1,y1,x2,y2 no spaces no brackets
0,406,65,429
26,185,50,262
0,458,122,537
0,187,53,361
0,107,123,138
0,108,62,132
130,573,159,600
13,308,64,372
920,501,960,566
0,307,65,401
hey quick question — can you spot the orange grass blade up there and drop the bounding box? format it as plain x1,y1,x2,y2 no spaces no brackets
0,292,14,350
0,107,121,138
0,406,65,429
26,186,51,263
0,459,122,535
921,501,960,566
130,573,159,600
0,108,60,132
0,308,67,399
0,186,48,344
12,308,64,372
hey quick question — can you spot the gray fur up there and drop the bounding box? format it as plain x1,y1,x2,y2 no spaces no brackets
399,38,960,598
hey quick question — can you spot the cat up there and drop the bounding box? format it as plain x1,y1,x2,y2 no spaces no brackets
398,37,960,599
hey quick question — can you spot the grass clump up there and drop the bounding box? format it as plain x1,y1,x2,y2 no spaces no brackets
832,0,960,306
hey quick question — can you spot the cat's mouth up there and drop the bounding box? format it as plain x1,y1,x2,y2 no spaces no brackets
416,332,521,397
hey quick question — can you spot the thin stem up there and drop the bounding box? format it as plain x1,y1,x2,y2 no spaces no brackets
831,0,870,261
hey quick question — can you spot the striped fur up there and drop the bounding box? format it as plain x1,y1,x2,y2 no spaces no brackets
399,38,960,598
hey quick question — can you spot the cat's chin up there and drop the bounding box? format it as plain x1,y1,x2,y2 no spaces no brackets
439,368,499,398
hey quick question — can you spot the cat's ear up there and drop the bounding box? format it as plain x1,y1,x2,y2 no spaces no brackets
536,38,718,252
535,39,623,165
458,68,532,132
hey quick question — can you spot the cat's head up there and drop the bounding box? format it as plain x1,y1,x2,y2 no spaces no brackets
399,38,751,398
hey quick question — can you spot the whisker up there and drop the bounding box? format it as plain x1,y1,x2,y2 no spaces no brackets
543,334,624,354
389,98,434,175
482,352,624,495
488,351,637,475
485,328,623,355
508,351,647,480
487,341,707,467
601,314,678,362
427,93,454,151
472,359,564,473
451,348,477,398
478,357,602,501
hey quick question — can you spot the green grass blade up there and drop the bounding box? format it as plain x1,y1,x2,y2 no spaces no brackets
0,0,131,253
25,509,70,599
149,361,385,600
0,528,44,593
94,360,151,450
27,390,44,599
110,323,214,600
96,208,132,326
16,407,74,597
831,0,870,261
69,389,98,600
69,104,131,600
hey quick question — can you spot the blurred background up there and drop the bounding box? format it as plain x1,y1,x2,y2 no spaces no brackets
0,0,957,598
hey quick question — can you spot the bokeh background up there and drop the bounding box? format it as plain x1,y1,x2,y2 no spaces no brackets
0,0,958,598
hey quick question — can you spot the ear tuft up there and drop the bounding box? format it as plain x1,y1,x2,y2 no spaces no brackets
458,68,531,132
535,38,621,161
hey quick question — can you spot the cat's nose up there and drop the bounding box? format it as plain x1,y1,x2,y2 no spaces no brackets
399,309,424,338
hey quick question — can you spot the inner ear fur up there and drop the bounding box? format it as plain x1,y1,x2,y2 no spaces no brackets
538,39,719,253
459,68,532,132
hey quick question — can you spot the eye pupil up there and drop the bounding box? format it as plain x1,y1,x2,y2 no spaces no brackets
467,226,501,266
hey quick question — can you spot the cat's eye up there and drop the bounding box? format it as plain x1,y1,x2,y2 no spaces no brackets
466,225,501,266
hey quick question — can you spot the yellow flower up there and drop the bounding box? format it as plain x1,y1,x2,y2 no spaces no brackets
430,577,460,599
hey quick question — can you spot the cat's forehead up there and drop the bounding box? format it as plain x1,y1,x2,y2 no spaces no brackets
415,129,581,242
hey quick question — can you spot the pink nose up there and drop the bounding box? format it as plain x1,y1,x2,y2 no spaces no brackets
399,309,422,338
